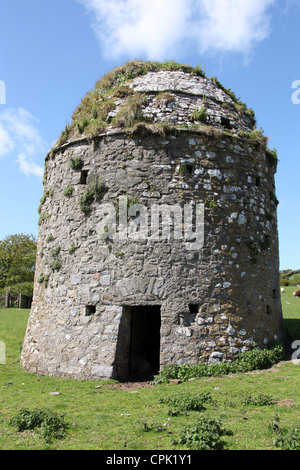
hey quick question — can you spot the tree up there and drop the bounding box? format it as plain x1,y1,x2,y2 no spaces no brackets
0,234,37,289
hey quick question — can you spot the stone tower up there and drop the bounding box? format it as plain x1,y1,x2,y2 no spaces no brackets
21,61,285,380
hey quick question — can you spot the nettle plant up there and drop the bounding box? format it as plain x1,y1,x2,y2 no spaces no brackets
159,392,215,416
152,344,285,383
270,414,300,450
10,408,68,444
173,415,229,451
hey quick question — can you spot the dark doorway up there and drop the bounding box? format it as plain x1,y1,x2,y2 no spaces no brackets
129,306,161,378
114,305,161,381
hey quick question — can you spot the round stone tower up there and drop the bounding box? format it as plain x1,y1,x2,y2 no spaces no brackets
21,61,285,380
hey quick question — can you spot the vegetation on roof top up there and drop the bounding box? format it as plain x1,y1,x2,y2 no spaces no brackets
55,60,257,148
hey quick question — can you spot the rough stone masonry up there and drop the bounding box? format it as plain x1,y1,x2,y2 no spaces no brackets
21,61,285,380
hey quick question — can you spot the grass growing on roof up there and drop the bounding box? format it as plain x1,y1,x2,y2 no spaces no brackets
55,59,256,147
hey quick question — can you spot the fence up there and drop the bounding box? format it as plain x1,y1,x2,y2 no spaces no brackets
0,289,32,309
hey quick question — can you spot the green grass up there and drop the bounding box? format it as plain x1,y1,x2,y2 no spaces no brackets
281,285,300,339
0,293,299,450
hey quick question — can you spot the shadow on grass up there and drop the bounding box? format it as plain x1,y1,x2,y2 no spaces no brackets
284,319,300,341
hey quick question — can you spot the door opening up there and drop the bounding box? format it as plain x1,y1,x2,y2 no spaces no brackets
114,305,161,381
129,306,161,378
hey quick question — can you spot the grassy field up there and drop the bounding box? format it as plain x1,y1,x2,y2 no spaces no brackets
0,287,299,450
281,285,300,339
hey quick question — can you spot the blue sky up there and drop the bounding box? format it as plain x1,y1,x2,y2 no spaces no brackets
0,0,299,270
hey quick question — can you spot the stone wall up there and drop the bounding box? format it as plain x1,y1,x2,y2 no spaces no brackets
21,128,284,380
107,70,254,132
21,68,285,380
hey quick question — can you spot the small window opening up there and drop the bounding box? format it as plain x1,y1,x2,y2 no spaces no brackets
185,164,194,175
189,304,200,314
86,305,96,316
264,235,270,249
221,116,232,130
80,170,89,185
266,305,271,315
273,289,277,300
255,176,261,187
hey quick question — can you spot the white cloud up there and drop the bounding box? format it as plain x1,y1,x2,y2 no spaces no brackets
195,0,275,53
17,153,44,179
0,108,47,178
78,0,276,59
0,126,15,156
